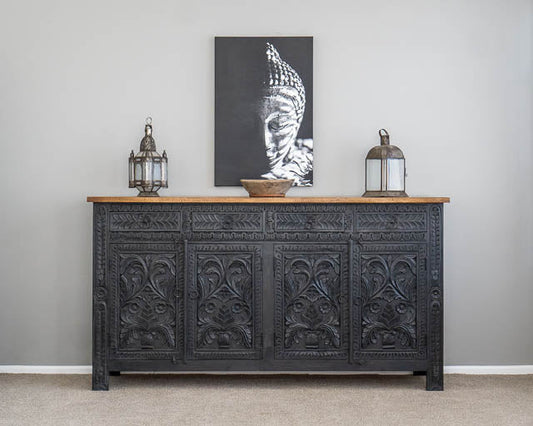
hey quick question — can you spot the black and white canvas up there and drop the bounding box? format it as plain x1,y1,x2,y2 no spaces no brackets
215,37,313,186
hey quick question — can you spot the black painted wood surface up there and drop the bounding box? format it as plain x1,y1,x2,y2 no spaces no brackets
92,202,444,390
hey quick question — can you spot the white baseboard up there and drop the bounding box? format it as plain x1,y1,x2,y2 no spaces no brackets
0,365,92,374
444,365,533,374
0,365,532,375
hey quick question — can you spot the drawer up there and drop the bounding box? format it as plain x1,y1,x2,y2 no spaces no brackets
274,212,349,232
109,211,181,232
191,212,263,232
356,212,427,232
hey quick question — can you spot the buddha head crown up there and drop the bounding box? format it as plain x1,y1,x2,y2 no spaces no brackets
265,42,306,123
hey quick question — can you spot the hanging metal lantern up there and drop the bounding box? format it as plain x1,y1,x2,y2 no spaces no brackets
128,117,168,197
363,129,407,197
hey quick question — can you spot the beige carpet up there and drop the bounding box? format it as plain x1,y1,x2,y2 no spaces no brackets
0,374,531,425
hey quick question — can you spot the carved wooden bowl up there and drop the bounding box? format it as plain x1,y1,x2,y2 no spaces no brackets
240,179,294,197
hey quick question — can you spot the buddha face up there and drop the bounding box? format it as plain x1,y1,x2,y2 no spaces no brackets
260,86,302,167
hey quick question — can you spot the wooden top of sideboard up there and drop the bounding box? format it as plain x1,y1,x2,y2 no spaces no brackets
87,196,450,204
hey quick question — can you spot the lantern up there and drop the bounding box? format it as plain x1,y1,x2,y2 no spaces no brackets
128,117,168,197
363,129,407,197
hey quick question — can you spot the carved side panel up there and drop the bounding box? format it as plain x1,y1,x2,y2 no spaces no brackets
353,243,427,360
274,244,349,359
109,243,183,360
427,205,443,390
187,244,262,359
93,204,109,390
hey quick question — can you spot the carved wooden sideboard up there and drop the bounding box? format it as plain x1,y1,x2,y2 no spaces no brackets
87,196,449,391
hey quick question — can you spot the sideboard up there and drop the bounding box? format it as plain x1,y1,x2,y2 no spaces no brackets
87,196,449,391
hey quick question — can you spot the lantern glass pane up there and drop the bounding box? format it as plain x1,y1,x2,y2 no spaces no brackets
153,162,161,181
128,159,134,182
161,161,167,183
366,159,381,191
135,162,142,181
387,158,405,191
143,160,152,181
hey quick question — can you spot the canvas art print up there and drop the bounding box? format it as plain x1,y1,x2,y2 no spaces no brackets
215,37,313,186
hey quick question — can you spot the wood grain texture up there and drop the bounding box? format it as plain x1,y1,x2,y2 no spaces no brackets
87,196,450,204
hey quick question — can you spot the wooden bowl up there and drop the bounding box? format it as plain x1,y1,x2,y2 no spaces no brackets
240,179,294,197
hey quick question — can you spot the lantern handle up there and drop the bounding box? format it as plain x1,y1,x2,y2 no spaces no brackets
145,117,153,137
379,129,390,145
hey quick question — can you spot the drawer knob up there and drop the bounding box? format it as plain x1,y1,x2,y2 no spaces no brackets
305,216,317,230
221,215,234,230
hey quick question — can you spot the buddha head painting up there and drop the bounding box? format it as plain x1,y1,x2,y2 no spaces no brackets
214,37,313,186
260,43,313,186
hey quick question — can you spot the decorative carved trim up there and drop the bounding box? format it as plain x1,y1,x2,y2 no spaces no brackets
274,244,349,359
429,206,442,283
354,204,427,213
94,204,107,289
187,244,263,360
109,232,181,242
187,232,266,241
358,232,426,242
108,204,183,212
265,232,350,242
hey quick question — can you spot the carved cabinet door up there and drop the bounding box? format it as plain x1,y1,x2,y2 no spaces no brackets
352,243,427,361
186,244,263,359
273,244,349,359
108,242,184,361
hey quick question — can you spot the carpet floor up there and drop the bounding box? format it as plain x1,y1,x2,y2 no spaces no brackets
0,374,531,425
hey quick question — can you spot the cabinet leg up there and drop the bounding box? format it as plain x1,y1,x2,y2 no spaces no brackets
110,371,121,376
92,304,109,391
426,364,443,391
413,371,426,376
92,367,109,391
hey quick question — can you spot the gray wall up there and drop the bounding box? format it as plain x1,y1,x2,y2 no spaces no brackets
1,0,531,366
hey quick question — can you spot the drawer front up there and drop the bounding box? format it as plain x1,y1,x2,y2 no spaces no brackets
191,212,263,232
356,212,426,232
110,211,181,232
274,212,349,232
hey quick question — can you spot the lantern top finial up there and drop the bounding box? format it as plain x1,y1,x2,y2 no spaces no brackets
140,117,156,151
379,129,390,146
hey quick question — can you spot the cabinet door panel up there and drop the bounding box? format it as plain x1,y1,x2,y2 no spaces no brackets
187,244,263,359
353,243,427,360
109,243,183,361
274,244,349,359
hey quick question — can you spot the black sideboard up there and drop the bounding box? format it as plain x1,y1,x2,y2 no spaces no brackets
88,196,448,390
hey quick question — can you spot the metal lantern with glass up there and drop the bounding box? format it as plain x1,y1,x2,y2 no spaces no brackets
363,129,407,197
128,117,168,197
